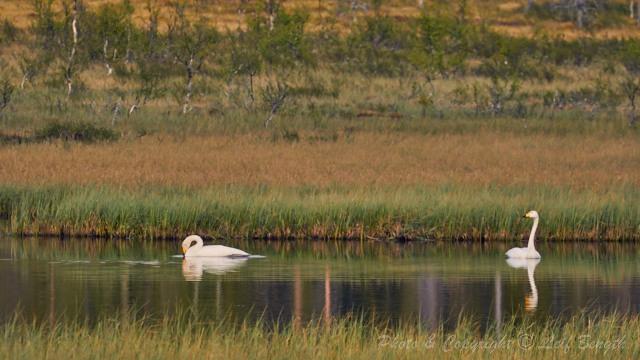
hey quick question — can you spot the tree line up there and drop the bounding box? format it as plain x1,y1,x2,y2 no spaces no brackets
1,0,640,126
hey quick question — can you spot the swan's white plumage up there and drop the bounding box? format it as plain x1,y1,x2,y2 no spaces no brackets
505,247,540,259
181,235,249,258
506,210,541,259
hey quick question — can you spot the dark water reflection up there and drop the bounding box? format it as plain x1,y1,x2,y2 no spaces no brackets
0,235,639,329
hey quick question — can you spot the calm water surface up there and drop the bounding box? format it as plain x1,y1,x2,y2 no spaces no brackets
0,236,639,328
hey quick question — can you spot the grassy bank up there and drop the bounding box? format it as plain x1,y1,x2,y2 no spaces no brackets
0,313,636,359
1,132,636,240
0,185,637,240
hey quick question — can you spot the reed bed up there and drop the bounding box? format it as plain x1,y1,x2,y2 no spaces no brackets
1,185,637,240
0,312,636,359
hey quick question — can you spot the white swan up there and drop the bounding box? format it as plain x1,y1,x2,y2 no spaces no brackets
181,235,249,258
506,210,541,259
182,257,248,281
506,258,540,312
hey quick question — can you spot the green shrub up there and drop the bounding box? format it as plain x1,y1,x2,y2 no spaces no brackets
0,19,19,43
35,121,119,143
619,40,640,125
346,16,412,76
620,40,640,75
248,8,312,69
410,14,470,76
0,78,14,115
81,1,134,61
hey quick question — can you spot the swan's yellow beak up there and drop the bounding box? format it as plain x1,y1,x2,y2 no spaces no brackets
181,246,187,256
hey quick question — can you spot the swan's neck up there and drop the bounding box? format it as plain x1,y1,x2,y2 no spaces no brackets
527,217,538,250
527,265,538,296
526,263,538,311
190,236,204,251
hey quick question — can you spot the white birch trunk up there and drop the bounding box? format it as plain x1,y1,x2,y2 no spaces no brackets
65,0,79,98
103,39,113,75
182,55,194,114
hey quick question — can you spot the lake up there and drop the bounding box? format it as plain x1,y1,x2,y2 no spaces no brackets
0,236,638,329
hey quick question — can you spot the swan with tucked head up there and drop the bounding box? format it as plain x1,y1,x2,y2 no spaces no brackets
506,210,541,259
181,235,249,258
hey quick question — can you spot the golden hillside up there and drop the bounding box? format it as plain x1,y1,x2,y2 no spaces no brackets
1,0,640,39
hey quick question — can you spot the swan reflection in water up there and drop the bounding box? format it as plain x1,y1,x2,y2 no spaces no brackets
506,258,540,312
182,257,248,281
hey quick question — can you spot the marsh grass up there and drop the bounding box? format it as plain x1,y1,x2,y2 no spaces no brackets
0,133,637,189
0,311,636,359
1,185,637,240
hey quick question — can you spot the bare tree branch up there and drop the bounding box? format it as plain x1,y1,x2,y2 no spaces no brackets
262,80,289,128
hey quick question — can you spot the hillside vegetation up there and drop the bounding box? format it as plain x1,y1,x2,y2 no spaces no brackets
2,1,640,38
0,1,638,240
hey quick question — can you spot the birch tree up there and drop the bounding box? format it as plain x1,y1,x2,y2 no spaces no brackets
125,0,165,116
0,78,14,117
554,0,601,29
31,0,57,52
620,41,640,126
93,1,134,76
262,79,288,128
64,0,79,98
265,0,280,31
631,1,640,23
18,52,52,89
228,30,262,107
525,0,534,12
169,1,217,114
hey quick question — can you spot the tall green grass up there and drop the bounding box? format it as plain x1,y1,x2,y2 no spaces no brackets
0,185,638,240
0,312,636,359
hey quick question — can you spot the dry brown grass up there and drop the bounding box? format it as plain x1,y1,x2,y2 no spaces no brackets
3,0,640,39
0,132,637,189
